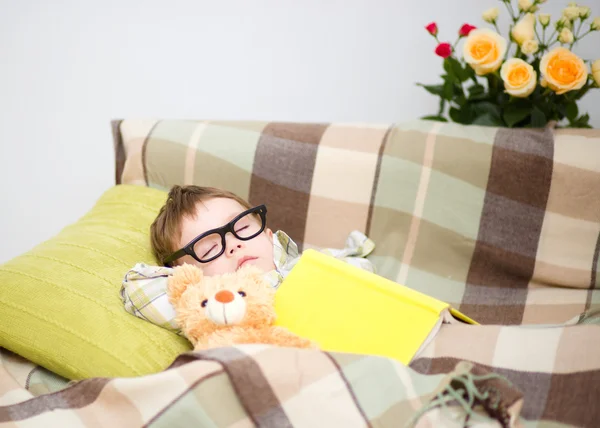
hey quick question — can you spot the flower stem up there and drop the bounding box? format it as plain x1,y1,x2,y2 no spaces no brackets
577,29,592,41
534,24,542,42
542,26,546,45
452,35,461,50
493,21,502,35
503,1,516,22
574,20,584,39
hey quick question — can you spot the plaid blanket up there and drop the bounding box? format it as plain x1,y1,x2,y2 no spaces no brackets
1,344,579,428
105,118,600,425
3,119,597,427
115,119,600,326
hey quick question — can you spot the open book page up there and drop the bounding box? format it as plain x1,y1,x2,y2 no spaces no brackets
413,308,467,361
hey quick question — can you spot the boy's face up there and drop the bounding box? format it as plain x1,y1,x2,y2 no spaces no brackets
175,197,276,276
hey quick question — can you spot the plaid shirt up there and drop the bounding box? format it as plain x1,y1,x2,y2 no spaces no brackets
120,230,376,332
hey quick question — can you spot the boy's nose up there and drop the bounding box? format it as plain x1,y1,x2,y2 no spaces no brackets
227,238,243,255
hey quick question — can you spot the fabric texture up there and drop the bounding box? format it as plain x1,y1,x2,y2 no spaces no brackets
0,185,191,380
0,345,534,428
117,119,600,326
121,230,376,332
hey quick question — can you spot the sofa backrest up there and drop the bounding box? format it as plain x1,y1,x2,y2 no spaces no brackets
113,119,600,324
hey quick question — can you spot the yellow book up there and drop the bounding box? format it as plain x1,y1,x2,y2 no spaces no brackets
274,249,478,365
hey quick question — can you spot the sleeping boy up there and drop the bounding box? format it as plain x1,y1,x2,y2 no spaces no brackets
121,184,375,331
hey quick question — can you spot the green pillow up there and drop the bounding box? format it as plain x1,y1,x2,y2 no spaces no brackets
0,185,192,380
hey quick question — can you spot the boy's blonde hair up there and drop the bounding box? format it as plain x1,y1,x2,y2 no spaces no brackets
150,185,252,266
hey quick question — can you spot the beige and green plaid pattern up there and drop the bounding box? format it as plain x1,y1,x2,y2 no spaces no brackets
116,118,600,326
2,317,598,427
0,344,554,428
110,118,600,426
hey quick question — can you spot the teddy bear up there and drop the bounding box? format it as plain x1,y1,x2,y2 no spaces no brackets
167,263,316,351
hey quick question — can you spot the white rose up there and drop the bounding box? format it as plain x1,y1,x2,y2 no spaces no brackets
592,17,600,31
559,28,574,44
500,58,537,98
556,16,573,30
563,6,580,21
518,0,534,12
482,7,499,23
538,14,551,27
579,7,591,19
521,39,539,55
512,13,536,45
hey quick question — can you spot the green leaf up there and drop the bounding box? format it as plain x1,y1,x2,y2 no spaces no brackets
468,84,485,97
571,113,591,128
531,106,547,128
566,102,579,121
472,113,504,127
447,57,471,82
443,79,454,100
438,97,446,116
449,105,474,124
443,59,453,77
503,107,531,128
465,65,476,80
455,94,467,106
417,83,445,97
471,102,502,120
421,115,448,122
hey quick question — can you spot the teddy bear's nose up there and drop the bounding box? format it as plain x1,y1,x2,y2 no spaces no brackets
215,290,235,304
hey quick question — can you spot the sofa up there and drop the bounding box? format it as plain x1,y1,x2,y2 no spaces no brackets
0,118,599,427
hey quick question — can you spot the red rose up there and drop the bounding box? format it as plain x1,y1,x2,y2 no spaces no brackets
435,42,452,58
425,22,438,36
459,24,476,37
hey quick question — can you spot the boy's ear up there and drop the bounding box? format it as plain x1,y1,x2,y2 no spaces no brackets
167,263,204,304
266,228,273,242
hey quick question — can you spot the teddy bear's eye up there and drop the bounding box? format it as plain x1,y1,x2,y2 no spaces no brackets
201,299,208,308
238,291,246,297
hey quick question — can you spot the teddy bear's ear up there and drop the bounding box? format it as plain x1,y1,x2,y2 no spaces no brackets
167,263,204,304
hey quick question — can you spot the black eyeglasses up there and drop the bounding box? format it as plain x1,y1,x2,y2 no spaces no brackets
164,205,267,266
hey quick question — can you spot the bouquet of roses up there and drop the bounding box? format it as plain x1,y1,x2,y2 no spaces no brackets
419,0,600,128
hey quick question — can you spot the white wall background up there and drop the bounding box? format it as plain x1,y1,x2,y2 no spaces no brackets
1,0,599,263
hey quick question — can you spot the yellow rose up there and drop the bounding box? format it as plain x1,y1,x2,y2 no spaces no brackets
512,13,536,45
500,58,537,97
592,59,600,87
559,28,574,44
540,47,588,95
521,39,539,55
592,17,600,31
463,29,508,75
482,7,499,23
